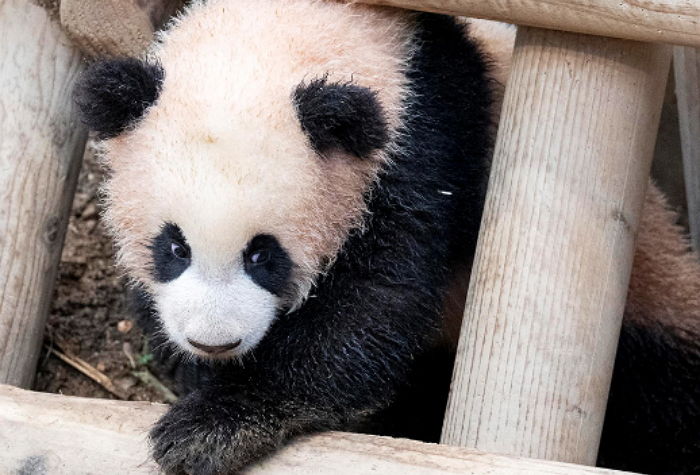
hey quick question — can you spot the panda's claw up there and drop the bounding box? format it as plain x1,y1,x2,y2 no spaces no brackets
149,391,277,475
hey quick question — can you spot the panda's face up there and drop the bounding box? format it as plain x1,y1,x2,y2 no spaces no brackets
95,73,390,358
150,224,291,358
74,0,414,359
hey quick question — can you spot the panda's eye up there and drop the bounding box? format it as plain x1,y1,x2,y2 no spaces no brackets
247,249,270,266
171,241,190,260
243,234,291,295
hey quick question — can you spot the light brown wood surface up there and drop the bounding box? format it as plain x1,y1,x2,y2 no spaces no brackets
356,0,700,47
60,0,184,57
674,46,700,250
0,0,86,387
0,385,632,474
441,27,671,465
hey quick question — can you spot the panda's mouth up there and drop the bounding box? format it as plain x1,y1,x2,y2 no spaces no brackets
181,335,253,360
186,338,242,355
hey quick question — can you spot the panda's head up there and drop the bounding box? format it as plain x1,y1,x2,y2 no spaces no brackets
74,0,413,359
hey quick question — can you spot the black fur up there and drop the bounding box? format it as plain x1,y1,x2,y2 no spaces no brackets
74,58,164,139
293,77,389,158
142,14,494,474
366,345,456,442
150,223,191,283
598,322,700,474
243,234,293,297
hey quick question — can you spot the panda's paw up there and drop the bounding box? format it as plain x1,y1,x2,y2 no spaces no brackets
150,391,278,475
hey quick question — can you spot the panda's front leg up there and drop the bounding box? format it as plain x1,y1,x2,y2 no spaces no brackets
149,349,385,475
150,386,289,474
149,296,438,473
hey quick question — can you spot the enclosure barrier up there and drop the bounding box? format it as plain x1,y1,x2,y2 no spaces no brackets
0,0,86,388
0,385,630,474
442,30,669,463
675,46,700,249
0,0,182,388
0,0,696,473
359,0,700,47
60,0,183,57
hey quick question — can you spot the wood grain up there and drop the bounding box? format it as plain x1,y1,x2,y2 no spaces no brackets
60,0,184,57
674,46,700,250
0,0,86,387
441,27,671,465
0,385,632,474
356,0,700,47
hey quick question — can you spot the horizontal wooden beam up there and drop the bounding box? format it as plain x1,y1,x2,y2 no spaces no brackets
356,0,700,47
0,385,631,474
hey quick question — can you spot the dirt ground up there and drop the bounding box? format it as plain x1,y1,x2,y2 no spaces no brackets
34,144,176,403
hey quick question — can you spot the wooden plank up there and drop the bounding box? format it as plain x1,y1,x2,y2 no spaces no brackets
356,0,700,47
60,0,184,57
0,385,632,474
0,0,86,387
441,27,671,465
674,46,700,249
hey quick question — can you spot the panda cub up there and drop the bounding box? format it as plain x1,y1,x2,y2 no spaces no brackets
74,0,699,473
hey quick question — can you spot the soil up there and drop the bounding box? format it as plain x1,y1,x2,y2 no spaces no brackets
34,144,175,403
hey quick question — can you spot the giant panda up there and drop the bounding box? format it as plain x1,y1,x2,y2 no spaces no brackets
73,0,700,473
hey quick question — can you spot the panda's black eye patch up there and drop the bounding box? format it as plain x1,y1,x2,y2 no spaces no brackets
150,223,191,282
74,58,165,139
292,77,389,158
243,234,292,296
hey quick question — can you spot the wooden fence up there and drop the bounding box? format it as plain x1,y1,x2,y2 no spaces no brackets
0,0,698,472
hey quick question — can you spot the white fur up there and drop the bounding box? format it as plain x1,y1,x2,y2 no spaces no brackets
155,263,278,357
100,0,416,311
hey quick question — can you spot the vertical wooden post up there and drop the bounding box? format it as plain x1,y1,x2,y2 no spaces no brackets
441,27,670,465
0,0,86,387
674,46,700,250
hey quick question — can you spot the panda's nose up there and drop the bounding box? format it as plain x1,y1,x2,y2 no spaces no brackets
187,338,242,354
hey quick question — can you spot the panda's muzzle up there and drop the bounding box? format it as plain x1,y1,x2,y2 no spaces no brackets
187,338,242,355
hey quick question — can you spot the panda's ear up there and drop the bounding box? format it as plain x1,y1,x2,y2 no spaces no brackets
74,58,165,139
292,78,389,158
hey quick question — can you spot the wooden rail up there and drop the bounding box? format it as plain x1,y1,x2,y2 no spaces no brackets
0,0,86,388
0,1,685,473
60,0,183,57
441,28,671,464
357,0,700,47
0,385,632,474
674,46,700,249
